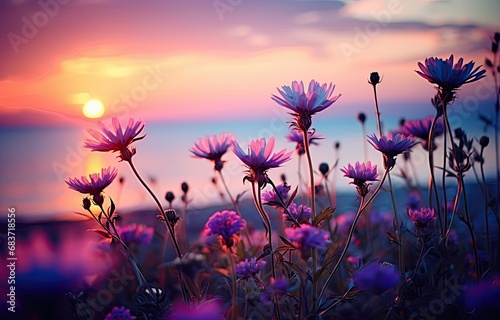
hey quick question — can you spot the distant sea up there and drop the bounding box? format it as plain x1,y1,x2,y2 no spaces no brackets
1,116,496,221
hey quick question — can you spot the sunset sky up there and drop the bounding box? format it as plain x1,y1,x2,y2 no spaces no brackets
1,0,500,219
1,0,499,126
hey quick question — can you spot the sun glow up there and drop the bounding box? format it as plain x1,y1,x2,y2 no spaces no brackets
82,99,105,118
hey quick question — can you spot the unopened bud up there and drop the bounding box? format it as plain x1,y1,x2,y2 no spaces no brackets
485,58,493,68
181,182,189,194
280,174,287,183
334,141,340,150
369,72,381,85
492,42,498,54
480,136,490,148
399,118,405,127
165,209,180,226
92,194,105,207
495,32,500,44
319,163,329,176
357,112,366,124
82,198,92,210
165,191,175,204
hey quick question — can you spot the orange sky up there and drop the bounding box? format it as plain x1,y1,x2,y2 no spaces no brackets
1,0,499,126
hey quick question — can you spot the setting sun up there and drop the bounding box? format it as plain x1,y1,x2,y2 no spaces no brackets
82,99,105,118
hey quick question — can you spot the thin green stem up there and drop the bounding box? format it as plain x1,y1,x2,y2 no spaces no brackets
317,169,389,309
388,173,404,273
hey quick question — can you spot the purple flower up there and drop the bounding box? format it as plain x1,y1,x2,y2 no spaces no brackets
262,183,291,204
286,203,312,222
272,80,341,131
104,306,136,320
416,54,486,92
260,277,290,305
354,262,400,294
190,133,235,171
169,301,224,320
85,117,145,162
232,137,293,187
116,223,154,246
66,167,118,198
285,225,330,250
286,129,324,155
407,208,435,229
340,161,378,197
205,210,246,247
367,133,417,169
464,276,500,318
236,258,266,278
401,116,444,151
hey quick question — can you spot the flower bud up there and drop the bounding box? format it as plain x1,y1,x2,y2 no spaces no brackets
480,136,490,148
486,58,493,68
165,209,180,226
280,173,287,183
357,112,366,124
369,72,381,85
119,176,125,184
82,197,92,210
334,141,340,150
92,194,105,207
492,42,498,54
181,182,189,194
319,162,329,176
399,118,405,127
495,32,500,44
165,191,175,204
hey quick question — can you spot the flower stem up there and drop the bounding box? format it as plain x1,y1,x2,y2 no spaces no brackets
317,169,389,310
480,147,492,269
427,114,443,237
460,175,481,280
301,129,318,308
372,84,382,138
387,173,404,274
224,246,238,320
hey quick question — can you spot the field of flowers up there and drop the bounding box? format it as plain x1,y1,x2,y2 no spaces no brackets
36,33,500,319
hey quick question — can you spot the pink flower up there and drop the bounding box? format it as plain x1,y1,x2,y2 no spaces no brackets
407,208,435,229
368,133,416,169
401,116,444,151
272,80,341,131
416,54,486,92
340,161,378,197
66,167,117,197
232,137,293,187
190,133,235,171
85,117,145,162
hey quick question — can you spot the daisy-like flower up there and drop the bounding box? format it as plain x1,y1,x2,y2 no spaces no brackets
416,54,486,101
261,182,291,205
190,133,235,171
286,129,324,155
205,210,246,247
85,117,145,162
407,208,435,229
104,306,136,320
340,161,378,198
66,167,118,205
401,116,443,151
232,137,293,187
285,225,330,250
236,258,266,279
368,133,417,170
286,203,312,222
116,223,154,246
272,80,341,131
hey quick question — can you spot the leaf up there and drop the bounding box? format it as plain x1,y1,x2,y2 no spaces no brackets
386,232,399,245
321,236,342,268
279,235,294,247
312,207,335,227
72,211,92,220
87,229,111,238
235,190,248,204
275,245,296,253
286,186,299,208
108,197,116,218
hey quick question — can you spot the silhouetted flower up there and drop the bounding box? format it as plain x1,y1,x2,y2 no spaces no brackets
262,183,291,204
285,225,330,250
232,137,293,187
286,203,312,222
66,167,118,198
354,262,400,294
105,306,136,320
191,133,235,171
272,80,341,131
236,258,266,278
407,208,435,229
368,133,416,169
85,117,145,162
401,116,443,151
205,210,245,247
340,161,378,197
116,223,154,246
416,55,486,94
286,129,324,155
